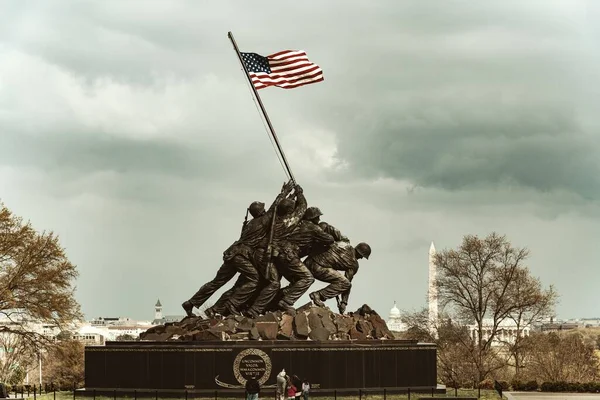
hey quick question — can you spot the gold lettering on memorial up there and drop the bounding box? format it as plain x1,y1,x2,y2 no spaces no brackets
233,348,272,385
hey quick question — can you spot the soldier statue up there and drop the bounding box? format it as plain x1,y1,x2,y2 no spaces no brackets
204,182,306,318
244,185,310,316
259,206,337,313
181,181,295,317
181,179,372,318
287,207,336,259
305,241,372,314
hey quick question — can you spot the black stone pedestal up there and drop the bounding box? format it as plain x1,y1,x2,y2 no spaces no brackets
85,340,437,394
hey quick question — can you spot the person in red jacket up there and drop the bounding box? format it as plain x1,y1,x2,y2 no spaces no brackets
286,376,297,400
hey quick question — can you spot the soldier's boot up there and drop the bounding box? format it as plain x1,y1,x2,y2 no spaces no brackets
244,307,261,319
204,306,225,319
203,307,215,319
277,300,297,316
309,292,325,308
181,301,194,317
225,301,243,317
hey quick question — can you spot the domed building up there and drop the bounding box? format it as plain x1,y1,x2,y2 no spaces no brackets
386,242,437,334
387,301,406,332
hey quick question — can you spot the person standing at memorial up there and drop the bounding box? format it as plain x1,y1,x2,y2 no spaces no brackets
276,369,287,400
302,379,310,400
286,376,297,400
291,375,302,400
245,377,260,400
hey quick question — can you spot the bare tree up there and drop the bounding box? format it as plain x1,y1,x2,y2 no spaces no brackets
436,319,482,389
434,232,553,383
400,308,433,342
0,203,82,356
502,270,557,378
523,331,599,383
42,339,85,389
401,308,484,387
0,333,35,383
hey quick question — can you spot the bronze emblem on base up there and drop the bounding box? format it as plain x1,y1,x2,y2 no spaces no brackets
234,348,272,385
215,348,273,388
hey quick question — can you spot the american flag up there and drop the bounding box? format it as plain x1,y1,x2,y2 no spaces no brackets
240,50,324,90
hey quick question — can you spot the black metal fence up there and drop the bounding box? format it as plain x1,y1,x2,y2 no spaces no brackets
6,385,470,400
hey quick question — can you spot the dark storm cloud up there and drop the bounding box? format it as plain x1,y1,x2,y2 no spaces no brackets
0,128,286,208
286,2,600,200
334,101,600,199
0,132,212,177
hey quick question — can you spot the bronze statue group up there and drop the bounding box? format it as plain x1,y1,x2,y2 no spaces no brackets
182,181,371,318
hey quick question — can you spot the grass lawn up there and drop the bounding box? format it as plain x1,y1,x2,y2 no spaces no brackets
28,389,504,400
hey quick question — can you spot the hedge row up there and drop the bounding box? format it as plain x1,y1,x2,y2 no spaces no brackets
2,383,76,393
539,382,600,393
510,380,540,391
446,379,600,393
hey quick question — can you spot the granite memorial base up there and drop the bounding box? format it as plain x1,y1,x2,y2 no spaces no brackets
84,340,441,396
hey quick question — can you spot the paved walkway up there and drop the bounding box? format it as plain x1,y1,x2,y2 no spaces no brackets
506,392,600,400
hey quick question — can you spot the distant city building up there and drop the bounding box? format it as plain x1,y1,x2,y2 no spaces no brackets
535,317,585,332
0,308,63,341
387,302,405,332
154,299,163,320
90,316,141,327
70,299,177,343
152,298,185,325
466,318,531,346
580,318,600,327
72,325,106,346
539,322,580,332
558,318,600,328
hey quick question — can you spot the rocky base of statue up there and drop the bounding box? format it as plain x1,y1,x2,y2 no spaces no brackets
140,304,394,341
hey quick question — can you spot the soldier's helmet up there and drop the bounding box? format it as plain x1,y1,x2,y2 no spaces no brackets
355,242,371,260
277,198,296,216
304,207,323,220
248,201,265,218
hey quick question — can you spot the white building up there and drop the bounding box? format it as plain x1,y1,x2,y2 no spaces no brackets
72,298,180,344
73,324,106,346
467,318,531,346
387,302,406,332
152,299,185,325
0,308,65,341
563,318,600,328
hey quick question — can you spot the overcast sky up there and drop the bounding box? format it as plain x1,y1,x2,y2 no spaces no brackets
1,1,599,322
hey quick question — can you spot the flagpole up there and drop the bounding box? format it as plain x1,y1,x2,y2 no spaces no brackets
227,31,296,183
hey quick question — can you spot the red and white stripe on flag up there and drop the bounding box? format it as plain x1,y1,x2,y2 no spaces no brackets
250,50,324,90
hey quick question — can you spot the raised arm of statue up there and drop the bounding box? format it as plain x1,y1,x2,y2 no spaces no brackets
285,187,307,228
267,180,294,214
320,222,349,243
314,228,335,248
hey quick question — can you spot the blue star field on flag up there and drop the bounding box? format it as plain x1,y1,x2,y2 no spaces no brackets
241,53,271,74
